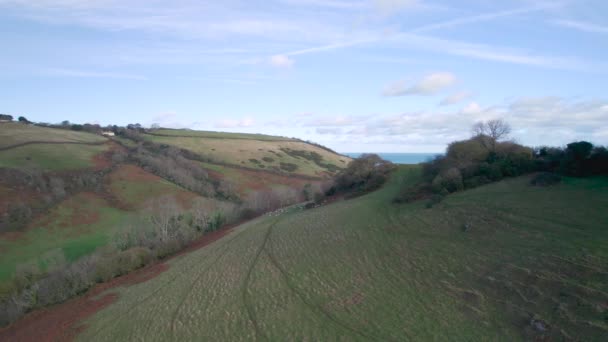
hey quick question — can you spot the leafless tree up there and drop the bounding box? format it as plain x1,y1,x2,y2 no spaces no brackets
147,196,180,242
472,119,511,141
471,119,511,150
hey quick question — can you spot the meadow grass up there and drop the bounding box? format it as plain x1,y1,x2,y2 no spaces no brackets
0,193,130,283
107,164,199,209
0,143,108,171
77,167,608,340
0,123,105,148
142,134,348,176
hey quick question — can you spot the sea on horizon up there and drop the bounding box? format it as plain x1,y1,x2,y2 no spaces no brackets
342,152,441,165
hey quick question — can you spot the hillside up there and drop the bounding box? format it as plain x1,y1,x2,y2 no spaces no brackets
138,128,349,177
0,122,109,171
5,167,606,340
0,123,343,295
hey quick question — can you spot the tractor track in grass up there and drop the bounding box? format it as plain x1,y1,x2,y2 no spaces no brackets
86,229,242,340
240,218,280,341
0,140,106,152
167,231,244,336
264,221,387,341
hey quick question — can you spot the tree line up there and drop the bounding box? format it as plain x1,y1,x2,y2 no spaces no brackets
394,119,608,206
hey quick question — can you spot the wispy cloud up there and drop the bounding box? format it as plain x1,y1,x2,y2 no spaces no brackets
411,2,560,33
440,91,473,106
553,19,608,34
383,72,456,96
43,68,147,80
269,54,295,68
271,2,588,71
215,117,255,128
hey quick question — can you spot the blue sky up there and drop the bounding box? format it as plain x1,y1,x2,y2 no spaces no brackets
1,0,607,152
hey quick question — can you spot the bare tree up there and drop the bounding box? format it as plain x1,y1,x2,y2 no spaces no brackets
471,119,511,151
147,196,180,242
472,119,511,141
471,121,486,137
486,119,511,141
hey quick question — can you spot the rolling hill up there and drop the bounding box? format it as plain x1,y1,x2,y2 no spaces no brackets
139,128,349,177
0,123,347,293
4,166,606,340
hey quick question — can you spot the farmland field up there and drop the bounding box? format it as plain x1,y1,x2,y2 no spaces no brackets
141,133,349,177
0,143,109,171
59,167,608,341
0,123,106,148
0,193,129,283
0,123,109,171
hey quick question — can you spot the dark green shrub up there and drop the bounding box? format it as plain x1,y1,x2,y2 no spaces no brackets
280,162,298,172
426,194,444,208
464,176,490,189
530,172,561,186
207,212,225,232
262,157,274,163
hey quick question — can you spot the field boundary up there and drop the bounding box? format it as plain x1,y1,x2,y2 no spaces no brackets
0,140,107,152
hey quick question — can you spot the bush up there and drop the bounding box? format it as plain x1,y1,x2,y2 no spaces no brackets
334,154,394,194
207,211,226,232
530,172,561,186
393,182,432,203
279,162,298,172
426,194,444,208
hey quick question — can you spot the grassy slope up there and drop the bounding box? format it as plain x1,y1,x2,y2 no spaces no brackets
0,193,128,282
141,129,349,177
0,124,230,285
77,167,608,341
0,164,229,284
0,123,108,171
0,123,106,148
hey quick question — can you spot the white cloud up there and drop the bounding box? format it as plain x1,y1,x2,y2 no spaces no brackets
440,91,473,106
460,102,482,115
269,54,294,68
553,20,608,34
305,115,370,127
316,127,342,134
215,117,255,128
307,97,608,151
383,72,456,96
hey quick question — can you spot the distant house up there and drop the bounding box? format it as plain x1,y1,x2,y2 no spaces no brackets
101,131,115,136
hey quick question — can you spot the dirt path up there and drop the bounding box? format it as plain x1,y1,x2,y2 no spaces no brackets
0,226,234,342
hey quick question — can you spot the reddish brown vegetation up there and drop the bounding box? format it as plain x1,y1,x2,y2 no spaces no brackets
0,225,234,342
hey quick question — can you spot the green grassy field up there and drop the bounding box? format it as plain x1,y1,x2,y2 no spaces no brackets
76,167,608,341
0,123,108,171
0,143,108,171
0,193,129,283
0,123,106,148
142,133,349,177
0,164,226,287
